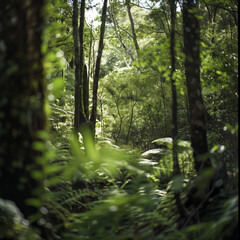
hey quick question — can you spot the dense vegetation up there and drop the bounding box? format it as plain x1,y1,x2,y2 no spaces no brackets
0,0,238,239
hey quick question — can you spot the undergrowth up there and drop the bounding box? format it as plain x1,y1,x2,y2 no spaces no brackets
0,130,238,240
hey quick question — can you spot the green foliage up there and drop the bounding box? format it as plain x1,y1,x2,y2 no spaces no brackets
0,0,238,239
144,138,195,179
36,2,238,237
183,195,238,240
39,133,180,239
100,67,174,148
152,137,173,149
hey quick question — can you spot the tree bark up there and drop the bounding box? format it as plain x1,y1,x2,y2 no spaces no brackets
183,0,212,173
79,0,87,125
73,0,80,131
0,0,46,221
83,64,89,119
88,26,92,83
170,0,185,220
90,0,108,136
170,0,181,176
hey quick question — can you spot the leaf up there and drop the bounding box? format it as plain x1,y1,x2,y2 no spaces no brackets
53,77,65,98
167,175,185,193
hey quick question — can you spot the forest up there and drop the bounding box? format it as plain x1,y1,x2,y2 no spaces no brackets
0,0,238,239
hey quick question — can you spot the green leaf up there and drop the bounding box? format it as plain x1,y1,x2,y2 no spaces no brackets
168,175,185,193
53,77,65,98
25,198,42,207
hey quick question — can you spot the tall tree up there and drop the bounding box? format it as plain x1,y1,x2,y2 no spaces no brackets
83,64,89,119
85,26,94,120
183,0,212,173
73,0,87,133
0,0,46,222
73,0,81,131
79,0,87,125
90,0,108,136
170,0,185,219
170,0,181,176
126,0,141,67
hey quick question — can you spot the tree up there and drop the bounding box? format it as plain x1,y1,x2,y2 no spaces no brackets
170,0,180,176
126,0,141,67
0,0,46,224
73,0,87,133
79,0,88,126
108,1,135,66
169,0,185,219
90,0,108,137
83,64,89,119
183,0,212,173
73,0,81,131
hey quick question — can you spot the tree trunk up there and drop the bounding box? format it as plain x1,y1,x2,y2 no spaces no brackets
79,0,87,125
170,0,185,220
73,0,80,132
183,0,212,173
88,26,92,84
90,0,108,137
0,0,46,221
83,64,89,120
170,0,181,176
126,0,141,67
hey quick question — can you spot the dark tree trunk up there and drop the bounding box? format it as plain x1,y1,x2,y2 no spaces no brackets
183,0,212,173
88,27,92,84
79,0,87,125
90,0,108,136
170,0,185,220
83,64,89,119
170,0,181,176
73,0,87,133
0,0,46,221
73,0,80,131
